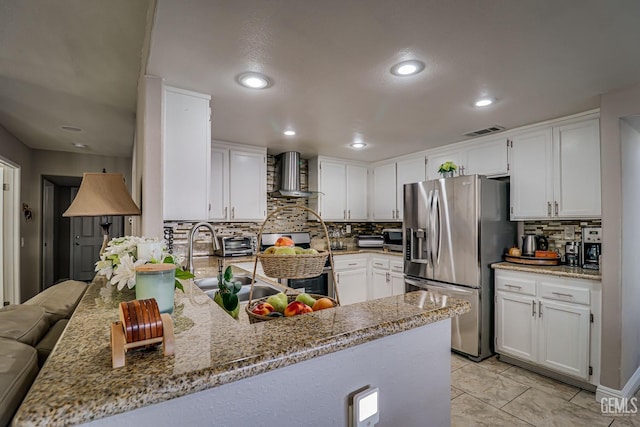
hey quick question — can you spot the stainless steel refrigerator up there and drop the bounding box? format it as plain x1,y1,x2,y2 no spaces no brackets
404,175,516,361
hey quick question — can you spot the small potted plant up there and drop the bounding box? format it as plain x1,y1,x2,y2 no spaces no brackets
438,161,457,178
213,265,243,319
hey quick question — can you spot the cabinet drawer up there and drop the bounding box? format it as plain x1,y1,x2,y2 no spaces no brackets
540,282,590,305
334,256,368,270
390,260,404,273
371,257,390,270
495,274,536,296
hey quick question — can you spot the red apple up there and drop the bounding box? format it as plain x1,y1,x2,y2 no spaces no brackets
252,302,275,316
274,236,295,247
284,301,313,317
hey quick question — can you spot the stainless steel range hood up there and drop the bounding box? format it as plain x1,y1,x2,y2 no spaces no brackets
271,151,313,198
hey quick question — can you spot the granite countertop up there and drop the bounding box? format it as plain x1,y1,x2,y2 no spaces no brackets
13,276,469,427
491,261,601,281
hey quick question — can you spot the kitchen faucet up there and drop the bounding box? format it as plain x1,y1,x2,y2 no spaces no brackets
187,222,220,275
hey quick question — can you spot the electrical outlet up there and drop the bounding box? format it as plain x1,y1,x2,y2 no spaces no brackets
564,226,575,240
346,225,351,234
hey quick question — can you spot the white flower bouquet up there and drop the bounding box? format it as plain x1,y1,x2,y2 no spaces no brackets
94,236,194,291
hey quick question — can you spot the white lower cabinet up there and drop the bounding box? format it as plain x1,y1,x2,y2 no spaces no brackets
495,270,598,382
371,256,405,299
334,255,368,305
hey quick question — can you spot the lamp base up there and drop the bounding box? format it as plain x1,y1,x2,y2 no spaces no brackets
99,217,112,255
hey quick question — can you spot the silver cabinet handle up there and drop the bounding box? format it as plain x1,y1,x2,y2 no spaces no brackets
386,272,390,282
505,284,522,290
538,301,542,318
348,263,357,266
554,201,559,216
231,207,235,219
547,202,552,216
344,210,347,219
552,291,574,298
374,262,383,267
532,300,536,317
224,206,228,219
348,209,351,219
392,209,396,219
337,273,340,283
396,209,400,219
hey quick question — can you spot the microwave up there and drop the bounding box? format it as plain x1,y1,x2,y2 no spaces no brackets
382,228,403,252
214,236,257,257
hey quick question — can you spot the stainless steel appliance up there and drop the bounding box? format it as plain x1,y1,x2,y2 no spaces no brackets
357,235,384,248
214,236,257,257
382,228,403,252
404,175,516,360
521,234,549,256
565,242,580,267
581,227,602,270
260,232,334,297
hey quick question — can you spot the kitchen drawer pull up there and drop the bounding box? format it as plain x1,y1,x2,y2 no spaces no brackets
505,284,522,290
554,201,559,216
231,207,235,219
224,206,228,219
539,301,542,317
547,202,551,216
348,210,351,219
374,262,383,267
532,300,536,317
551,291,574,298
348,263,358,266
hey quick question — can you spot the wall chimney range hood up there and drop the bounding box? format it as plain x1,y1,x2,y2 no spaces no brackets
271,151,313,198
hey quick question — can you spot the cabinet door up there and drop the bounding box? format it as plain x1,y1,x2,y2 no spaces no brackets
553,119,601,218
538,299,591,379
390,271,406,296
336,269,368,305
228,150,266,221
318,161,347,220
209,147,228,220
426,150,463,181
346,164,368,220
465,138,509,177
163,88,210,220
510,128,553,220
396,157,426,220
371,269,392,300
496,291,537,362
372,163,397,220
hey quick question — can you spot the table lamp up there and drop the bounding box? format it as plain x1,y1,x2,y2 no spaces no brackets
63,172,141,254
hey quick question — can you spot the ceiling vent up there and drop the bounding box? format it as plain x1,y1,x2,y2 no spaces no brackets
463,125,506,138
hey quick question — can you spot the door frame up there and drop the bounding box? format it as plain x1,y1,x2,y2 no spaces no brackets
0,157,21,305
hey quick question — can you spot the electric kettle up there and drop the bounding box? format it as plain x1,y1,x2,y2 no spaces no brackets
522,234,549,256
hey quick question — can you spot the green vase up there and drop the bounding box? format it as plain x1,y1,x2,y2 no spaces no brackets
213,291,239,319
135,264,176,314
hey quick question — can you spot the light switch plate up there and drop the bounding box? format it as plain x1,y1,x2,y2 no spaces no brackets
564,226,575,240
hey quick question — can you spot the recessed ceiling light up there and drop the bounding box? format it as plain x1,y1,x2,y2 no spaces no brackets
236,72,272,89
474,98,494,107
283,130,296,136
60,125,83,132
390,60,425,77
350,142,367,149
72,143,87,149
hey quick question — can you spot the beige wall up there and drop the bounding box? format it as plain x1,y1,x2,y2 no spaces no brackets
0,125,35,302
600,82,640,389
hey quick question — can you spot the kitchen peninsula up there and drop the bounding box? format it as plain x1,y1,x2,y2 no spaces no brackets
12,273,469,426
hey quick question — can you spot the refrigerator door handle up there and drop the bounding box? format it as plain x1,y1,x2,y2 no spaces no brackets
430,189,441,266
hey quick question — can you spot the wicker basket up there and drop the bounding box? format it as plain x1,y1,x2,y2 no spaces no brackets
258,251,328,279
246,293,338,323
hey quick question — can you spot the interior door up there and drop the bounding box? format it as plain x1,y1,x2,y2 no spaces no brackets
42,180,55,288
0,165,3,303
71,216,104,281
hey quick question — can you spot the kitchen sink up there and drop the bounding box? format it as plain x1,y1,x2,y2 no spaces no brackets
195,275,281,302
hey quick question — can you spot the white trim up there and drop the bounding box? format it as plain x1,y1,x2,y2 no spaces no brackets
0,157,21,304
596,364,640,401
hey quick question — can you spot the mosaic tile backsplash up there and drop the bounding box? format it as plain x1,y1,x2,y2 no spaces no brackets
522,219,602,256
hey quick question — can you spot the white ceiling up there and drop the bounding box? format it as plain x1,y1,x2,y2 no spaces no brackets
2,1,640,162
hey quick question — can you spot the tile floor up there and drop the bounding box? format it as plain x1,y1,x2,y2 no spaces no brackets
450,353,640,426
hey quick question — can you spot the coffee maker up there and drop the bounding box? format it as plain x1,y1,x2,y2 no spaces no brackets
565,242,580,267
581,227,602,270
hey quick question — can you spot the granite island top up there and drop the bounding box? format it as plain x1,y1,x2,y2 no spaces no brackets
13,275,469,427
492,261,601,281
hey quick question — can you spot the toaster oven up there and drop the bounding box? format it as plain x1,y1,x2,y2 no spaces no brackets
214,236,257,257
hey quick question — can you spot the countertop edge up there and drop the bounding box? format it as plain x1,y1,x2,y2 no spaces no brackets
491,262,602,281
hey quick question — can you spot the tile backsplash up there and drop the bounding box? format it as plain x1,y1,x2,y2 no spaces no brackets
522,219,602,255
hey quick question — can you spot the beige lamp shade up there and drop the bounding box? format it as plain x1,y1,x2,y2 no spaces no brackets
63,173,141,217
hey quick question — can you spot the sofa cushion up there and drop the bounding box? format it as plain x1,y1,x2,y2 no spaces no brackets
0,305,49,347
0,337,39,427
35,319,68,367
24,280,88,325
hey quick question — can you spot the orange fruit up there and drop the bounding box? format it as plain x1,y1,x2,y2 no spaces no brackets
312,298,334,311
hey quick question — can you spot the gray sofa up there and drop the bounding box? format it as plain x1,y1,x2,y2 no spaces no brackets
0,280,88,427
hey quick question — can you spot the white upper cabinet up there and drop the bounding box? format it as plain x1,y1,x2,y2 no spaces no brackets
163,86,211,221
511,117,600,220
372,157,426,221
426,137,509,181
210,142,266,222
308,157,368,221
